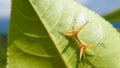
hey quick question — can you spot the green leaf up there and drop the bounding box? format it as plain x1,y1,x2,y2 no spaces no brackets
117,28,120,32
103,9,120,22
8,0,65,68
8,0,120,68
7,44,65,68
0,34,7,68
103,9,120,32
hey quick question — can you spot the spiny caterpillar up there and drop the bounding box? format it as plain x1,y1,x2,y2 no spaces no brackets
64,22,94,60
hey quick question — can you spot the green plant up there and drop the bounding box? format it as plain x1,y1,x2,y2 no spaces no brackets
7,0,120,68
103,9,120,32
104,9,120,21
0,34,7,68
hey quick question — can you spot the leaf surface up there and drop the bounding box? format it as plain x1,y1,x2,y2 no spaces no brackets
8,0,120,68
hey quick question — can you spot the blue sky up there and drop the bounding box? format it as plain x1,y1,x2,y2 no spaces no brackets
0,0,10,18
0,0,120,33
77,0,120,15
0,0,10,34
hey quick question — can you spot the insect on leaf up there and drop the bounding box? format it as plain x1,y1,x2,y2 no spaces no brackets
7,0,120,68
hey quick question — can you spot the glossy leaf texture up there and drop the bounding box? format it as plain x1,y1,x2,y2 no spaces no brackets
7,0,120,68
